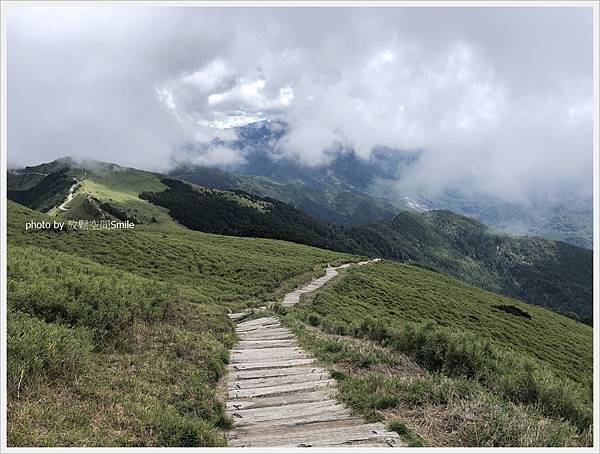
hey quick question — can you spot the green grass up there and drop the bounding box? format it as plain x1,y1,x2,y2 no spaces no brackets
63,171,176,224
28,159,285,226
79,177,157,202
7,200,351,446
55,161,271,224
7,195,593,447
292,261,592,385
9,159,176,224
8,310,94,399
80,167,168,197
49,193,106,220
8,299,234,446
9,200,352,309
10,158,593,324
8,245,173,344
278,259,592,446
280,317,591,447
7,244,233,446
346,210,593,324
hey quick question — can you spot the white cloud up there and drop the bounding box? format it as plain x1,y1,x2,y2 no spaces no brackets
197,114,267,130
7,6,593,202
173,144,246,167
181,59,234,92
162,60,297,134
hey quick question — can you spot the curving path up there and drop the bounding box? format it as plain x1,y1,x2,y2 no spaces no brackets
226,259,403,448
282,259,381,307
58,179,78,211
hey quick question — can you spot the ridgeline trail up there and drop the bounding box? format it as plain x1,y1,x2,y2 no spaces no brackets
225,260,404,448
58,178,78,211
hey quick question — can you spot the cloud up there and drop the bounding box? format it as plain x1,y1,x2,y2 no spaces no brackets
6,6,594,201
160,59,293,130
172,144,246,168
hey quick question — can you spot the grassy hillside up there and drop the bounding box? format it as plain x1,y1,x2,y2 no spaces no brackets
8,244,233,447
291,261,592,384
8,158,593,323
6,194,593,447
347,210,594,324
7,201,351,446
140,178,357,252
8,158,175,224
8,168,74,212
8,200,352,307
278,260,593,446
142,177,593,323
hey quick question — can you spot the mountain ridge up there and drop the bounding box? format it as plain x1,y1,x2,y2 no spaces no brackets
7,158,593,324
188,120,593,249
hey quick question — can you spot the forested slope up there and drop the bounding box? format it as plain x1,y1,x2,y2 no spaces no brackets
142,178,593,323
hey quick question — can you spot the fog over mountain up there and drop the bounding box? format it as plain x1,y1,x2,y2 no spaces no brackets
7,6,593,205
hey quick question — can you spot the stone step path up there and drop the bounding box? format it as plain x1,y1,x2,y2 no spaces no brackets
226,259,403,448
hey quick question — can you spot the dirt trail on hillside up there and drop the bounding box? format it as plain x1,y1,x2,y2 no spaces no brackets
58,179,78,211
225,259,403,448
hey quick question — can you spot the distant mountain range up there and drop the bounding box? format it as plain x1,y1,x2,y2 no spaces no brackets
8,157,593,324
179,120,592,249
169,165,399,225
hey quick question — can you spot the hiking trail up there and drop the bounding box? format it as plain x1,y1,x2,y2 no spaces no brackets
226,259,404,447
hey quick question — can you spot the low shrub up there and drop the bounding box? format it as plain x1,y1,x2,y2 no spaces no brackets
351,317,390,342
387,420,424,447
300,313,592,432
498,360,593,431
7,310,93,396
148,409,227,447
330,370,347,381
8,246,172,345
284,311,592,447
321,317,348,335
306,312,322,327
336,373,401,412
349,318,499,381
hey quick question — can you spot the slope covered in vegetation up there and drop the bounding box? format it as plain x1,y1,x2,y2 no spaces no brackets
347,211,594,324
289,261,592,383
278,260,593,446
7,168,74,212
143,177,593,323
7,158,594,323
140,178,356,251
171,164,399,225
6,201,351,446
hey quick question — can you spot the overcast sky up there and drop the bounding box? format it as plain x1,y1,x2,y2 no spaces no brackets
7,6,594,202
